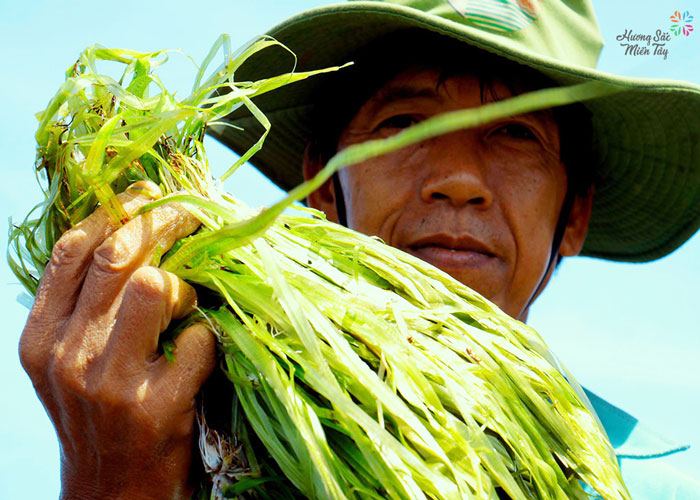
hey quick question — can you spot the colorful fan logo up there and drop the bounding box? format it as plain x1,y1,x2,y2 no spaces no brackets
670,10,694,36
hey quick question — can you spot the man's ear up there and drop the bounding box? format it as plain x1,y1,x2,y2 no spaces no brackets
302,142,340,223
559,186,594,257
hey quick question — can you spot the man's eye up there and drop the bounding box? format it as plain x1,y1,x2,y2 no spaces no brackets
376,114,419,130
491,123,538,141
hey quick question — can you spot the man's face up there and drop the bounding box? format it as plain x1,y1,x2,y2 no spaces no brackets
305,66,592,319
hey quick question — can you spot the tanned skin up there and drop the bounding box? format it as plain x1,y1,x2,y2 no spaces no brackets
307,68,592,320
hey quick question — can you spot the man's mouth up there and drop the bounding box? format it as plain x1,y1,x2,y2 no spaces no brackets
405,234,496,269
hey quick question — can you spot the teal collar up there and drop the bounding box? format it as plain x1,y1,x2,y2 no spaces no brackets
584,388,690,459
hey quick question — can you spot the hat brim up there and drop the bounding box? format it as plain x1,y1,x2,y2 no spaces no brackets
209,1,700,262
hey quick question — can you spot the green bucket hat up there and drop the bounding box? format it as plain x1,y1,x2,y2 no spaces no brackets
209,0,700,262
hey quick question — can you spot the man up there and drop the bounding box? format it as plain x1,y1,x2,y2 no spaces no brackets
19,0,700,499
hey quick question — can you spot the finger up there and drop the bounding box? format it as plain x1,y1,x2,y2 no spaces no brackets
104,267,198,372
73,198,201,324
24,182,162,351
153,323,217,410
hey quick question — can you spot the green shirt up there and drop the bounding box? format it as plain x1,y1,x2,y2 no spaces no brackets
586,389,700,499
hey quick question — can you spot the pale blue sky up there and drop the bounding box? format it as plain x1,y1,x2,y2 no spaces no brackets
0,1,698,497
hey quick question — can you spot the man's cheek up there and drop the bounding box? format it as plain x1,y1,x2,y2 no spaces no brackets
349,159,413,200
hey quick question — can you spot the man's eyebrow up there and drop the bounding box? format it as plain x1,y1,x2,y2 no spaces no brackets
478,85,555,121
371,84,442,106
369,81,555,122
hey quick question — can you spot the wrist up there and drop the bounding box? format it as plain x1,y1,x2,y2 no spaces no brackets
60,485,194,500
59,467,194,500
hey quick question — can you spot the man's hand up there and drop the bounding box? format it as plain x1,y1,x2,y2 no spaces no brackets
19,181,217,500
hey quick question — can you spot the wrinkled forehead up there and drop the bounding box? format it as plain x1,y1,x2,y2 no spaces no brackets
361,64,555,121
373,66,510,103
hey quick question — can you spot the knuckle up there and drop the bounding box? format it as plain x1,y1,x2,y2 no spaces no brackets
92,231,138,275
18,335,44,377
50,356,86,395
50,229,88,269
127,267,167,304
159,201,201,233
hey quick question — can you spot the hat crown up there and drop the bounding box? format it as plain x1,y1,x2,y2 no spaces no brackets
348,0,604,68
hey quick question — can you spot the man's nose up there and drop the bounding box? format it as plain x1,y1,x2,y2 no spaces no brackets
419,134,494,209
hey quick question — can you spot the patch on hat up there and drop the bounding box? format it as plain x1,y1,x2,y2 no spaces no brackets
447,0,539,32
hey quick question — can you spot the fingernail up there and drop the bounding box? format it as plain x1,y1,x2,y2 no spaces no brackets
127,181,163,200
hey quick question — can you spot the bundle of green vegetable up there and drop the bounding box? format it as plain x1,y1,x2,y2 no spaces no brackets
9,36,631,500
